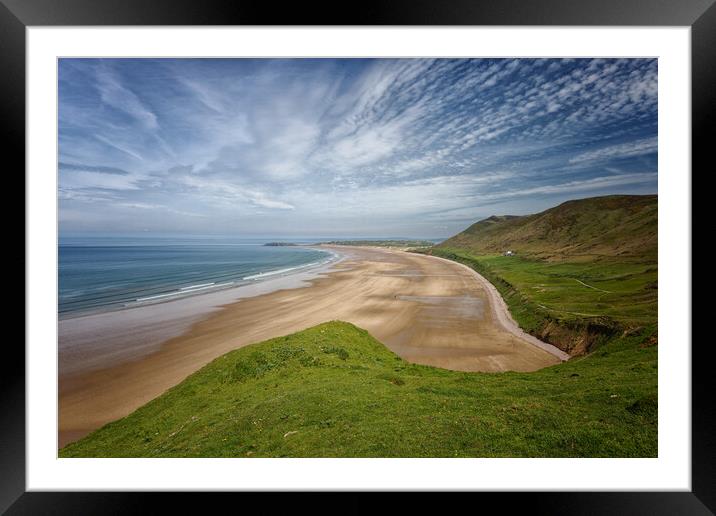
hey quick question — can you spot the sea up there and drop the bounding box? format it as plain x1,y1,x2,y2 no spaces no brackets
58,236,336,318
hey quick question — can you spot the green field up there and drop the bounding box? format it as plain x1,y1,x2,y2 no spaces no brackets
424,248,657,355
60,321,656,458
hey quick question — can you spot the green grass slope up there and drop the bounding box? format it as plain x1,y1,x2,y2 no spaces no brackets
440,194,657,261
425,249,657,354
425,194,657,354
60,321,656,458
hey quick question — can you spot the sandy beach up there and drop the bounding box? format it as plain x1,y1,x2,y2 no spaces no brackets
59,246,564,448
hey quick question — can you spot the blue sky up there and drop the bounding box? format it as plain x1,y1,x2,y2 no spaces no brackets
58,58,657,239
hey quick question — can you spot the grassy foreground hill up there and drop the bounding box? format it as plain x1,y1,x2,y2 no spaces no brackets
60,321,656,458
424,195,657,355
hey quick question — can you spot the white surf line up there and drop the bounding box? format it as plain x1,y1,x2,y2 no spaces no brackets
111,250,344,310
135,282,234,302
417,253,572,362
243,263,324,281
180,282,215,291
242,252,339,281
573,278,613,294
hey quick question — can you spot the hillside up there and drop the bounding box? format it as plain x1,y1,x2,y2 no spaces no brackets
422,194,658,355
439,195,657,261
60,321,657,458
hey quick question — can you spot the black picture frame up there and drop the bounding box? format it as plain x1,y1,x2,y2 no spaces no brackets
4,0,710,513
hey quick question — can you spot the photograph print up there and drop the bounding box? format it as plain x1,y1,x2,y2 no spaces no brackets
57,57,658,458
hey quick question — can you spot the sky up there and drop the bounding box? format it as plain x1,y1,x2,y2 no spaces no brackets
58,58,657,239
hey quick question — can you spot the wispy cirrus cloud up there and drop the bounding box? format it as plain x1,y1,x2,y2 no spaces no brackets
94,65,159,130
59,162,130,175
58,58,658,237
178,175,295,211
569,137,658,164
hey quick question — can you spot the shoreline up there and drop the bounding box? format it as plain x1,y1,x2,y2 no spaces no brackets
58,247,344,377
59,246,561,448
59,246,340,322
419,253,571,361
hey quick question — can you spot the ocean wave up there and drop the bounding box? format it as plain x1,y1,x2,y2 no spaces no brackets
135,282,234,302
243,254,336,281
60,245,340,316
180,282,215,291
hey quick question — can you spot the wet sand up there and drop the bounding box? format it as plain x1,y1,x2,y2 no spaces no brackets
59,246,563,448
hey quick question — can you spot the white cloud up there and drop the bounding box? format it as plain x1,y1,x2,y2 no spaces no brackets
60,170,142,191
94,135,145,162
59,58,659,236
179,175,294,211
569,137,658,164
95,67,159,130
479,172,657,201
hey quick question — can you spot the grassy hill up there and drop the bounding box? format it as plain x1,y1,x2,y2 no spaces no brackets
424,194,657,355
60,321,656,458
440,195,657,261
